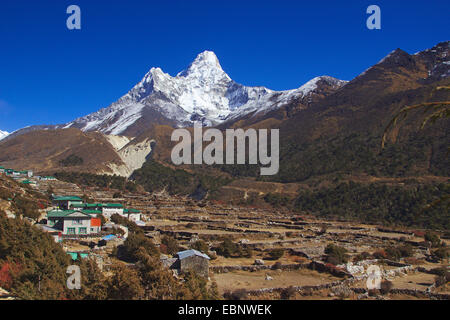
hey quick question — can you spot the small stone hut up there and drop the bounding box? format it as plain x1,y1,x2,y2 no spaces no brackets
173,249,210,277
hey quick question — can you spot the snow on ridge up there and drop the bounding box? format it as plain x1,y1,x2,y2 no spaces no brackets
0,130,9,141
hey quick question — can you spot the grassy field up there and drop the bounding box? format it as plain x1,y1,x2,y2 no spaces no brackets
212,269,340,293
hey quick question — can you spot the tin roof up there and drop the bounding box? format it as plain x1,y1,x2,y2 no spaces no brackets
124,208,141,213
53,196,83,201
70,203,85,208
47,210,90,218
47,210,76,218
35,224,60,233
104,203,124,208
176,249,210,260
85,203,103,208
102,234,117,241
81,209,102,215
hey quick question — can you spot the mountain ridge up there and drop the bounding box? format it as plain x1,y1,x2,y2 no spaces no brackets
62,50,346,135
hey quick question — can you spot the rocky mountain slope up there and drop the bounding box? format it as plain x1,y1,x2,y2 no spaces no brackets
0,128,152,177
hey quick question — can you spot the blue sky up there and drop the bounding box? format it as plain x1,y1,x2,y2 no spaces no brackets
0,0,448,132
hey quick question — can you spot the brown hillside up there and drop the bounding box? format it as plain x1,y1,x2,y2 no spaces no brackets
0,128,125,175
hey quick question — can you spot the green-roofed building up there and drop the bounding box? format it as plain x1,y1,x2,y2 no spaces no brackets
101,203,124,218
70,203,86,210
53,195,83,210
124,208,141,213
67,252,79,261
40,176,56,181
85,203,104,210
46,210,95,236
70,203,105,212
104,203,124,208
67,252,90,261
123,208,142,222
81,209,102,215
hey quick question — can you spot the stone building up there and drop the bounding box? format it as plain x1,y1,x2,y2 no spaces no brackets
173,249,210,277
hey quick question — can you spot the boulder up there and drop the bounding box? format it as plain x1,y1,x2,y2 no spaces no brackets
254,259,265,266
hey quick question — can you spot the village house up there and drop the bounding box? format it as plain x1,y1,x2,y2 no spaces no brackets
39,176,56,181
46,210,101,236
11,170,20,177
21,179,37,186
172,249,210,277
123,208,141,222
70,203,86,211
69,202,142,222
0,166,33,178
101,203,124,218
52,196,83,210
16,170,33,177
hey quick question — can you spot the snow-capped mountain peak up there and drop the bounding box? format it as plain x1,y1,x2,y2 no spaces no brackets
65,51,346,135
178,50,226,77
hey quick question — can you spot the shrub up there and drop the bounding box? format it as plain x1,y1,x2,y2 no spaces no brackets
215,238,245,258
272,262,283,270
385,247,402,261
223,289,247,300
280,286,296,300
424,232,442,248
435,275,447,287
432,247,449,261
325,244,349,264
380,280,393,295
268,248,285,260
161,235,179,255
59,154,84,167
190,240,209,253
398,244,414,258
386,244,416,261
373,250,388,259
368,289,379,297
12,196,41,220
353,251,372,262
325,256,340,266
118,233,159,262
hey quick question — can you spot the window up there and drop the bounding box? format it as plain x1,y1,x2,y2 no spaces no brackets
79,227,87,234
72,218,83,225
67,228,75,235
